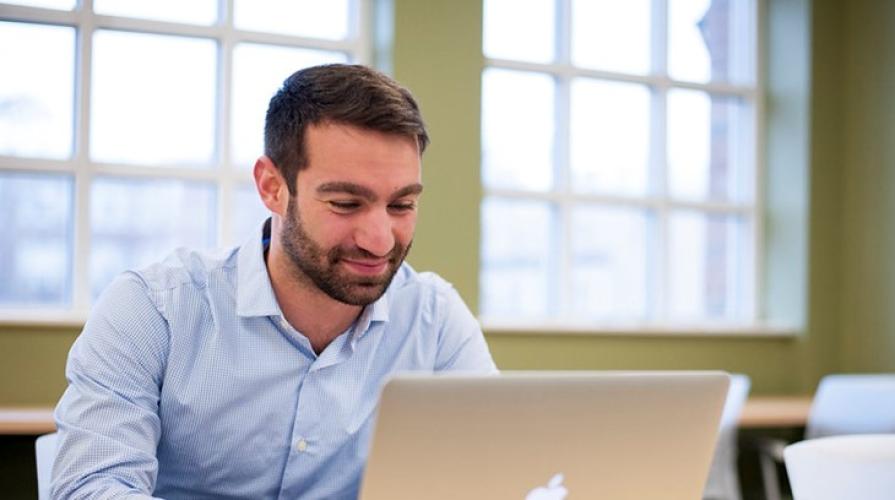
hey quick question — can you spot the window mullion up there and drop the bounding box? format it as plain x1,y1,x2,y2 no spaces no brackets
217,0,234,246
556,198,572,320
0,3,79,24
652,0,668,76
552,0,572,320
71,0,95,313
651,0,669,323
72,169,93,312
752,0,767,323
652,90,668,324
554,76,571,319
219,0,232,25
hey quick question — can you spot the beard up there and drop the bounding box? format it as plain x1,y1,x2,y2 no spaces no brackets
280,198,411,306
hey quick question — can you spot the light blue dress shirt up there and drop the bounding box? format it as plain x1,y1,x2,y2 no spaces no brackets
53,220,497,499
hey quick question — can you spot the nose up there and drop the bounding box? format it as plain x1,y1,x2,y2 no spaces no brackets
354,209,395,258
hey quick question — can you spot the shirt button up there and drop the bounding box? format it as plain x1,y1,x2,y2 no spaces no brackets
296,439,308,452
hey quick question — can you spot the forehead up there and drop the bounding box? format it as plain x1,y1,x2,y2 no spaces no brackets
298,122,421,190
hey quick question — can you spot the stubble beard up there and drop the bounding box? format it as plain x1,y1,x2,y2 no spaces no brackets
280,198,411,306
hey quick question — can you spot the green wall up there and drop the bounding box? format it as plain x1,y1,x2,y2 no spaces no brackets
2,0,893,407
0,326,78,406
839,0,895,372
799,0,845,390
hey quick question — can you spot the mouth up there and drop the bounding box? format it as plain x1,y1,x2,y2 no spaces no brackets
340,258,389,276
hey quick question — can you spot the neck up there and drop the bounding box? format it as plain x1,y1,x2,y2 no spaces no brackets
266,240,362,355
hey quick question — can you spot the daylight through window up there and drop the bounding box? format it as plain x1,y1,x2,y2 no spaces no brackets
0,0,366,319
480,0,760,329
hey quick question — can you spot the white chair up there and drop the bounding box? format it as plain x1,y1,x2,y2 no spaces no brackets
35,432,58,500
703,374,750,500
784,434,895,500
758,374,895,500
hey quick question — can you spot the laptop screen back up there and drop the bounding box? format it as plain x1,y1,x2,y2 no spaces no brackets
360,371,729,500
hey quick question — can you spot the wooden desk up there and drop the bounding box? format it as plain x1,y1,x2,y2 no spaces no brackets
1,397,812,435
740,396,813,428
0,407,55,435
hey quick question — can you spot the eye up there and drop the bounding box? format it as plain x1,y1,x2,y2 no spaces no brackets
328,200,362,213
388,202,417,214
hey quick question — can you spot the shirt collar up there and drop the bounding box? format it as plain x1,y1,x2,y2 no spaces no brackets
237,218,282,317
349,289,390,347
236,218,394,327
357,290,390,330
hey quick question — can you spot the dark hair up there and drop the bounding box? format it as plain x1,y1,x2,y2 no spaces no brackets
264,64,429,193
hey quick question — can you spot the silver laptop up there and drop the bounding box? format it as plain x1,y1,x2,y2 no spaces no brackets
360,371,729,500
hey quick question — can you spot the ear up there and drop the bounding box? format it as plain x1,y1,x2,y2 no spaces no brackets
253,155,289,216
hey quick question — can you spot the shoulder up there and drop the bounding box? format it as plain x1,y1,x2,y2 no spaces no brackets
387,262,459,301
134,245,239,293
385,263,475,327
80,246,240,368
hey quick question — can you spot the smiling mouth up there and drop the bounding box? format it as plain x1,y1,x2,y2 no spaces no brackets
341,258,389,276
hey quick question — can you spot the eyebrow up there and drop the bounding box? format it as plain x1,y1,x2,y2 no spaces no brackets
316,181,424,201
391,183,424,200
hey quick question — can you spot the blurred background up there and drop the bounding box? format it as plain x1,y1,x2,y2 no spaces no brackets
3,0,895,498
0,0,891,453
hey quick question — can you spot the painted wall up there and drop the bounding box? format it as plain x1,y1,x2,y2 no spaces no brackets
2,0,890,407
839,0,895,372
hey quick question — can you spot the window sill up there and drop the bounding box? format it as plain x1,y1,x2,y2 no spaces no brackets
0,311,87,329
481,320,801,338
0,313,801,338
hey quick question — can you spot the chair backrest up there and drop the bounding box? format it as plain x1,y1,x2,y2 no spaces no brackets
703,374,751,500
784,434,895,500
35,432,58,500
806,374,895,439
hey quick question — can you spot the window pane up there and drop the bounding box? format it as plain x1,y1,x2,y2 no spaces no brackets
570,78,651,196
90,177,217,297
669,0,754,84
234,0,350,40
0,172,72,308
0,22,74,159
483,0,554,63
231,43,348,168
570,205,652,321
572,0,651,74
668,211,753,321
482,69,554,191
94,0,218,25
480,198,554,319
1,0,75,9
667,89,753,202
90,30,216,166
229,183,269,244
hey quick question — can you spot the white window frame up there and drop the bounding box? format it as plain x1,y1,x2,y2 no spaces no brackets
0,0,371,325
480,0,784,335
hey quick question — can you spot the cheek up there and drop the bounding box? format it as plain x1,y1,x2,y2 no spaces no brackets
394,215,417,245
298,204,351,249
320,220,356,249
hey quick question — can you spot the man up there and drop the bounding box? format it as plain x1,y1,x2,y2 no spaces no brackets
53,64,496,499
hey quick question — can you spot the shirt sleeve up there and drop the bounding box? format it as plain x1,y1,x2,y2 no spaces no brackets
432,282,498,374
52,272,170,499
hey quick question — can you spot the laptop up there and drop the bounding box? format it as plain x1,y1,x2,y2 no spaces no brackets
359,371,729,500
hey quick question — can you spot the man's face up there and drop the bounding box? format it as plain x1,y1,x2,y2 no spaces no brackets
279,122,422,306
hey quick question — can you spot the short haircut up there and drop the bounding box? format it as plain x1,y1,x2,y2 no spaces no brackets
264,64,429,193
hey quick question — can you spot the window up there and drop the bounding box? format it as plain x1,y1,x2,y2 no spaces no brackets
480,0,761,330
0,0,368,320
